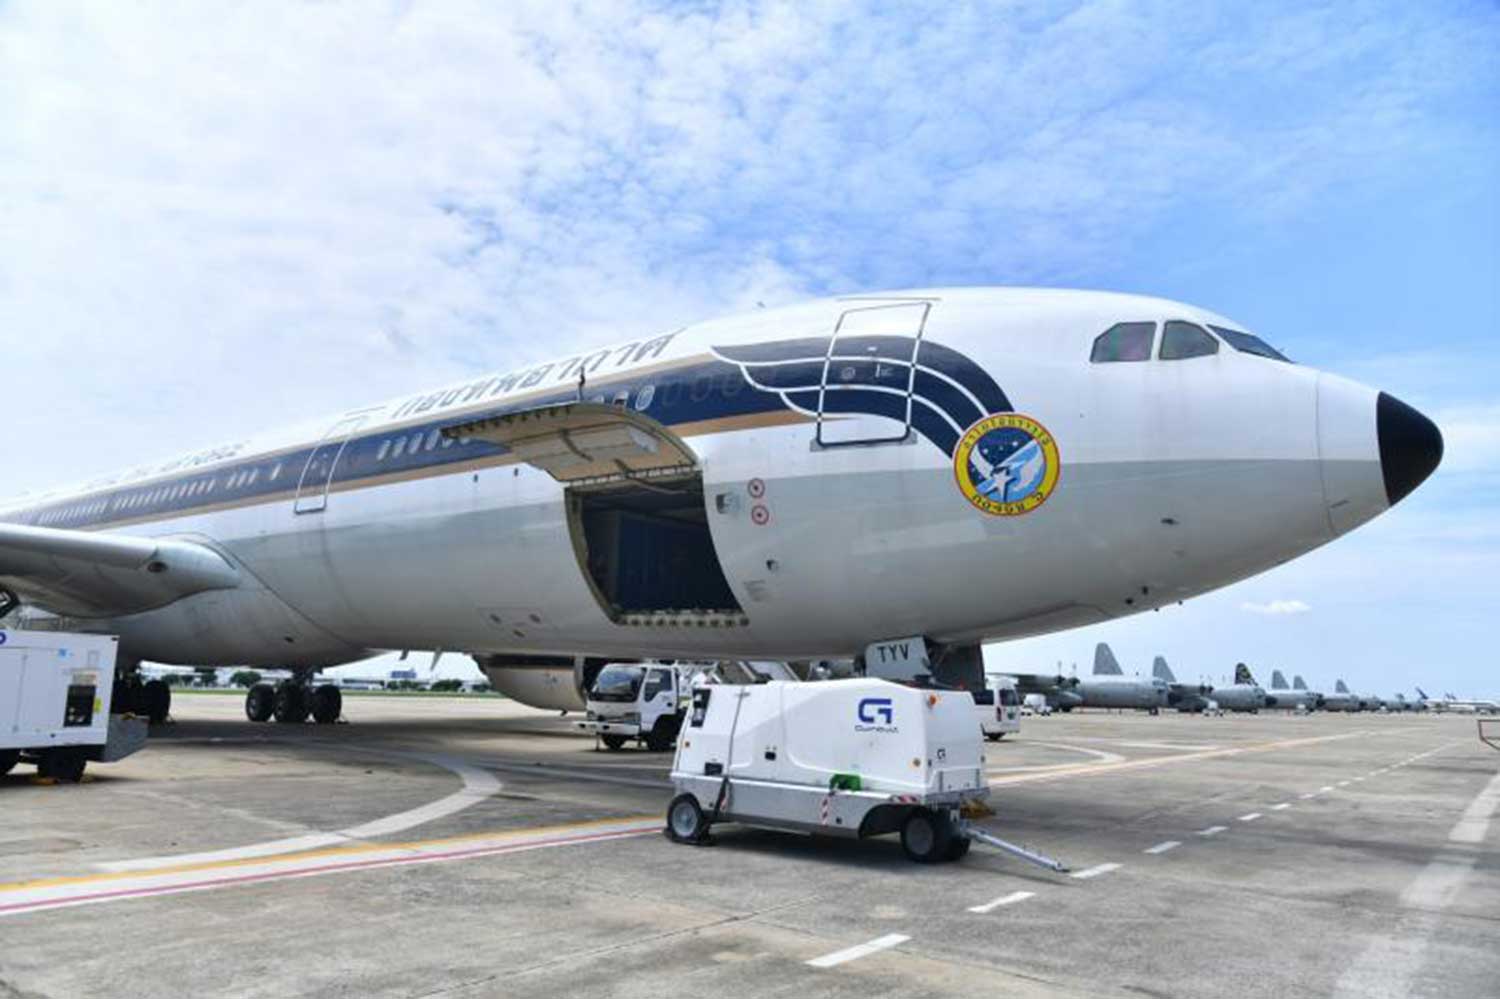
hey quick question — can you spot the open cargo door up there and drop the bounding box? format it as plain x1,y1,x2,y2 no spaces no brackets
445,402,698,484
446,403,746,628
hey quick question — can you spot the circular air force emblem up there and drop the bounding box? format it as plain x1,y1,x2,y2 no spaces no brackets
953,413,1060,516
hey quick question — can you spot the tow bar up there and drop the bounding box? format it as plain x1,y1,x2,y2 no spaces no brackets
956,818,1070,873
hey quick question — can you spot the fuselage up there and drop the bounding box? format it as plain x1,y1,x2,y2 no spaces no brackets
0,287,1441,671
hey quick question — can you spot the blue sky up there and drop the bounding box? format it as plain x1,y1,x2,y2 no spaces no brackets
1,1,1496,693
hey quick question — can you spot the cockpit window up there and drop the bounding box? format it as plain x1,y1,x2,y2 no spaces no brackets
1159,321,1220,360
1090,322,1155,363
1209,325,1290,362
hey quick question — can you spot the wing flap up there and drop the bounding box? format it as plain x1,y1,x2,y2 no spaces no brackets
0,523,240,618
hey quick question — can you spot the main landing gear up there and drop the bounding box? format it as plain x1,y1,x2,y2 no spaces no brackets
245,681,342,725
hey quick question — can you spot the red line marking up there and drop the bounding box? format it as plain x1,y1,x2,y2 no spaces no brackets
0,825,655,917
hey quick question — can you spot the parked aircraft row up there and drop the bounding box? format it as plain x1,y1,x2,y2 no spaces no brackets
996,645,1464,715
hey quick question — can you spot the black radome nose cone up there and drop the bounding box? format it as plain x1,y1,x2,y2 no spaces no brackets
1377,392,1443,506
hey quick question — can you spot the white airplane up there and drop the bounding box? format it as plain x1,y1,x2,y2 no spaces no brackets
1418,688,1499,715
0,288,1443,722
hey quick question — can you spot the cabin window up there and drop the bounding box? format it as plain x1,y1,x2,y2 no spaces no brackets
376,439,391,461
1160,321,1219,360
1090,322,1155,363
1209,325,1290,362
392,437,407,458
424,429,441,451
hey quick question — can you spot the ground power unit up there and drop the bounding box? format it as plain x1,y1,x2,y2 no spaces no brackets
665,678,1065,869
1,630,147,782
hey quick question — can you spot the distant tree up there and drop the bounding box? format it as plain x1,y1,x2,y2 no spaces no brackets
194,667,217,688
430,678,464,692
230,670,263,688
471,682,492,693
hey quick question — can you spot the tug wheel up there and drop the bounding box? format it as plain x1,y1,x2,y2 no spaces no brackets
945,835,972,861
0,749,18,776
38,749,86,783
600,734,628,751
666,793,707,842
245,683,275,722
900,808,953,863
310,684,342,724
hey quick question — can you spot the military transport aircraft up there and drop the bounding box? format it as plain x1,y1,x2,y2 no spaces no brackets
0,288,1443,722
1077,644,1170,713
1265,671,1322,711
1151,656,1215,713
1207,663,1268,713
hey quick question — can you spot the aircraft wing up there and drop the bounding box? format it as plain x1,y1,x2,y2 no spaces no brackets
0,522,240,618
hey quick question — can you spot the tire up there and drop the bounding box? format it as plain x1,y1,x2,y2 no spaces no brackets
945,835,972,861
0,749,18,776
142,679,172,724
273,684,309,724
39,749,86,783
600,734,628,751
245,683,275,722
645,720,675,752
310,684,342,724
900,808,953,863
666,793,707,843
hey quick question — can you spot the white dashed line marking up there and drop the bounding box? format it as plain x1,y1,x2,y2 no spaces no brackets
1299,792,1318,799
1071,862,1122,880
1319,786,1335,793
1272,803,1291,810
968,891,1034,913
1239,813,1262,822
1144,841,1181,855
1337,781,1351,787
806,934,911,968
1198,826,1228,837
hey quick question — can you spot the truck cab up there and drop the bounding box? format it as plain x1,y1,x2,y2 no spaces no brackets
973,675,1022,741
574,662,690,751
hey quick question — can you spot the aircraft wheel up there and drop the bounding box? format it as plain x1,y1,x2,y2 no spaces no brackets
665,793,707,843
245,683,275,722
0,749,18,776
273,684,309,724
141,679,172,724
310,684,342,724
986,732,1004,741
38,749,87,783
900,808,953,863
600,734,628,751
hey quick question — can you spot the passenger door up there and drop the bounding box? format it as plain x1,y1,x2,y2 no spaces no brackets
293,416,367,514
817,301,931,446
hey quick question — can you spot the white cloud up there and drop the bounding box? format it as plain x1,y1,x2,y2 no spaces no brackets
1239,600,1311,616
0,1,1494,495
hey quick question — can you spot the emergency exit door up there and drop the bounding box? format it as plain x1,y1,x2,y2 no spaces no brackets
293,416,367,514
816,301,931,446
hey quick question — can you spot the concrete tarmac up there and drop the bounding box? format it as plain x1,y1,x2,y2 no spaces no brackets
2,693,1497,998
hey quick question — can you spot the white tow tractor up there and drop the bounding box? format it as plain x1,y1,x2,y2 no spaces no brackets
2,630,147,782
575,662,696,751
664,678,1067,870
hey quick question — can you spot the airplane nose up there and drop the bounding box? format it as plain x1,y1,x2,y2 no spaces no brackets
1316,374,1441,534
1377,392,1443,506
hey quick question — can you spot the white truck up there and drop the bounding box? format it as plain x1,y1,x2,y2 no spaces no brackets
575,662,695,751
664,678,1066,870
2,630,147,782
974,675,1021,740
